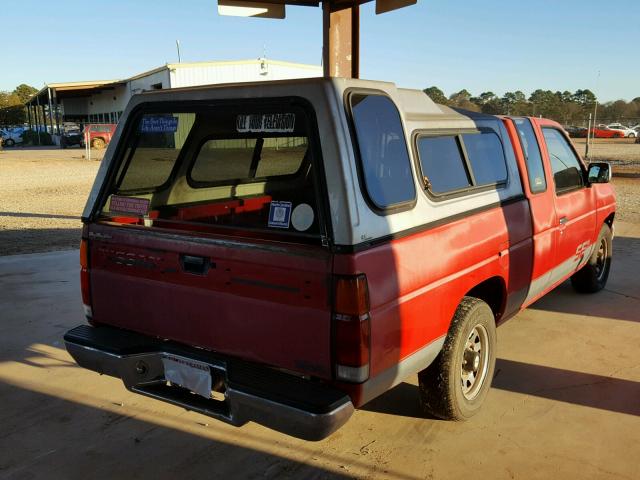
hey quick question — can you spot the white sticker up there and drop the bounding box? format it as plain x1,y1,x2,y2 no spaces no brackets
291,203,314,232
236,113,295,133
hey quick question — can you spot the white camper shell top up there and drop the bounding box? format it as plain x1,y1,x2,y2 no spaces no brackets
84,77,524,248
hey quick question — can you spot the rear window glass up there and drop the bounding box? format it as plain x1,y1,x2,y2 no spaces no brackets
349,94,416,210
417,136,471,194
461,131,507,186
190,137,307,183
101,104,323,240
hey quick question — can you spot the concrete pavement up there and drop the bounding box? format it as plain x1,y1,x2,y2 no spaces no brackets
0,223,639,480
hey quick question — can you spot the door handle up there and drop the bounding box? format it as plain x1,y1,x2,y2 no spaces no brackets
180,255,212,275
559,217,568,225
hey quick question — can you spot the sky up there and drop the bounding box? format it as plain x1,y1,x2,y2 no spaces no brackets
2,0,639,102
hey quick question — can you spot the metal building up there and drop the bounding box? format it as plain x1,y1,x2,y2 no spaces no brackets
24,58,321,139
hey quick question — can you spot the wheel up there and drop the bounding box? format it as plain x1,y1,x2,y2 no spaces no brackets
629,133,636,139
92,138,106,149
60,138,67,149
5,139,15,147
570,224,612,293
418,297,497,420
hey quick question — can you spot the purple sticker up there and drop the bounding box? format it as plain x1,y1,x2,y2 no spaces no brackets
109,196,150,216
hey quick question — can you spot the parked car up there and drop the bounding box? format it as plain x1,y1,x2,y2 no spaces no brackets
64,78,616,441
587,126,625,138
0,128,24,147
83,123,117,149
606,124,636,138
564,125,587,138
60,123,84,149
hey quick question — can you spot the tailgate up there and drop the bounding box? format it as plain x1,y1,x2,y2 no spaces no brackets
88,223,333,379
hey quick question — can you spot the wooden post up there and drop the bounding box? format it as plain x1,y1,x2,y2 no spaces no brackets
322,3,359,78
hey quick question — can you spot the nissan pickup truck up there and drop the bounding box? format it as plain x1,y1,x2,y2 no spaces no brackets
64,78,615,441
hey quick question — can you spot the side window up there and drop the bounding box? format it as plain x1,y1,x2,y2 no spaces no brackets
416,136,471,194
461,130,507,186
349,93,416,210
542,128,584,193
513,118,546,193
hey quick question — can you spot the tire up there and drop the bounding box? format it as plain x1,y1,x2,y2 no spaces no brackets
5,139,15,147
570,224,612,293
92,138,106,149
418,297,497,421
629,133,636,139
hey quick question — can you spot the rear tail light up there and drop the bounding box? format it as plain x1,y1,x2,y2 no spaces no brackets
333,274,371,383
80,237,92,319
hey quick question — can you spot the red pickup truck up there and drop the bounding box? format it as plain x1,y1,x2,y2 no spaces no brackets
64,78,615,441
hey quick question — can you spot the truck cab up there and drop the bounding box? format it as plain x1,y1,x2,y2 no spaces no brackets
64,78,615,440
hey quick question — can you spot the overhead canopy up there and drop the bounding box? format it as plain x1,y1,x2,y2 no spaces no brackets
25,80,125,106
217,0,417,77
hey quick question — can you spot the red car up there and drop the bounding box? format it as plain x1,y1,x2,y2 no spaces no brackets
588,126,624,139
83,123,117,149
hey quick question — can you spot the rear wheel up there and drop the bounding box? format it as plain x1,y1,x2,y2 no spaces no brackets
570,224,612,293
92,137,106,149
418,297,497,420
5,139,15,147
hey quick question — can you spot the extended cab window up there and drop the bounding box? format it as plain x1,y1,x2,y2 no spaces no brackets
542,128,584,193
416,120,508,197
417,136,471,194
349,93,416,210
461,129,507,186
513,118,546,193
100,104,323,241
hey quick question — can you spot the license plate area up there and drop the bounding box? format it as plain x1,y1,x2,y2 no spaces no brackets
161,354,225,400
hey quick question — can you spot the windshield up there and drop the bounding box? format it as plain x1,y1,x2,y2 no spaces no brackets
99,101,324,242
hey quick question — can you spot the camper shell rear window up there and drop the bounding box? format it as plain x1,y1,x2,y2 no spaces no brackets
98,100,326,243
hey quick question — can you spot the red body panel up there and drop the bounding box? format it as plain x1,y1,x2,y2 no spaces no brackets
88,223,334,378
333,201,533,406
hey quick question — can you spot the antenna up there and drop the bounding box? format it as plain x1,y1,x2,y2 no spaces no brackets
176,40,181,63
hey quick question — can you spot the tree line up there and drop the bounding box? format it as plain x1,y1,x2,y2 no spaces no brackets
424,86,640,127
0,84,39,126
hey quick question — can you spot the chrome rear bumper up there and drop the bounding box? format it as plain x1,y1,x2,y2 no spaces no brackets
64,325,353,441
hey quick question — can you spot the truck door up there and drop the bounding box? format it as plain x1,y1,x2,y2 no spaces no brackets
508,118,557,304
536,122,596,285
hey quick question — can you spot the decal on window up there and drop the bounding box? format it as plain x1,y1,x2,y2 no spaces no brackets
140,115,178,133
268,201,292,229
291,203,314,232
236,113,295,133
109,195,150,216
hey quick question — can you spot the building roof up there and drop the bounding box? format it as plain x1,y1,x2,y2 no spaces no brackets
26,59,321,105
26,80,125,105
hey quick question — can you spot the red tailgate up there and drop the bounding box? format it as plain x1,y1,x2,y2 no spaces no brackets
88,223,333,379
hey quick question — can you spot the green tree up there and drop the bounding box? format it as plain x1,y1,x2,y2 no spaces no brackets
12,84,38,104
423,86,448,105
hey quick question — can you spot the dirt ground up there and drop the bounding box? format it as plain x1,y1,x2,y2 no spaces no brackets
0,145,638,255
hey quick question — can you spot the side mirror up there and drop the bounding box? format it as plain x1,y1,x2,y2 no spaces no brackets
587,162,612,184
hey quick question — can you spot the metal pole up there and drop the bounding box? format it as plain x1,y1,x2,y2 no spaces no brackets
584,114,591,160
35,95,41,145
47,87,55,137
176,40,181,63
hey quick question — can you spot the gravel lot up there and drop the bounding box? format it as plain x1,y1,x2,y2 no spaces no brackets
0,145,638,255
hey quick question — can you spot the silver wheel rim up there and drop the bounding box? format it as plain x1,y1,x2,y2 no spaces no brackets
595,237,608,281
461,324,490,400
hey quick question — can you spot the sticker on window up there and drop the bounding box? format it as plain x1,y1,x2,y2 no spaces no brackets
268,201,292,229
236,113,295,133
291,203,314,232
109,195,150,216
140,115,178,133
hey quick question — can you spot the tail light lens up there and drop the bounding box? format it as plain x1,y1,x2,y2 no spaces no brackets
333,274,371,383
80,238,93,319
